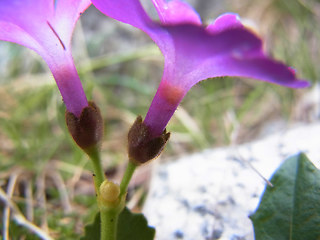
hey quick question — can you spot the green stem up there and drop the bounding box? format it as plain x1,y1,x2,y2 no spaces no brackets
120,161,137,197
100,161,136,240
89,150,136,240
88,148,105,193
101,209,119,240
88,148,114,240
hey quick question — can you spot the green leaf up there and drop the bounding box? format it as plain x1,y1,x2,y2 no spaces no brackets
117,207,155,240
250,153,320,240
80,212,100,240
80,207,155,240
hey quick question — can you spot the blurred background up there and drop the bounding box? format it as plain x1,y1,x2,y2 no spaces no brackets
0,0,319,239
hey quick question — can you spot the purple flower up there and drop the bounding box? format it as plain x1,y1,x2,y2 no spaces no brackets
92,0,310,138
0,0,91,117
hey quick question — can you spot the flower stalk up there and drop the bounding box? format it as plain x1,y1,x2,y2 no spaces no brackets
120,162,137,197
90,148,105,195
101,210,118,240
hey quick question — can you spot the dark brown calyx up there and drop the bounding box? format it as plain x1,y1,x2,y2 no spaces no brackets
65,101,103,154
128,116,170,165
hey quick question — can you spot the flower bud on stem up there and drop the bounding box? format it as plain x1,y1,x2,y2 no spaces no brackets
66,101,113,240
65,101,105,192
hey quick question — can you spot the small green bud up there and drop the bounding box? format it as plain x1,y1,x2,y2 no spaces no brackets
100,180,120,203
128,116,170,165
99,180,121,209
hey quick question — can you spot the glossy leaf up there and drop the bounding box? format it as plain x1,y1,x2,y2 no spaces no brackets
250,153,320,240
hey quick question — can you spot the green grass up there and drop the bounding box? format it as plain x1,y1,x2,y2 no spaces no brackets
0,0,319,239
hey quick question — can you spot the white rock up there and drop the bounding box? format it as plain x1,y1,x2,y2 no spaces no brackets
143,123,320,240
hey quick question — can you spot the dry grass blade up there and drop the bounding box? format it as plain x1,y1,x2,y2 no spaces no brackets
63,159,87,200
127,187,144,210
47,169,72,214
0,187,53,240
3,169,21,240
35,170,49,232
24,179,34,222
54,160,91,199
232,147,273,187
174,107,208,148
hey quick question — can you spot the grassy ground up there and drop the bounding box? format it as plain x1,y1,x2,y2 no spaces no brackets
0,0,319,239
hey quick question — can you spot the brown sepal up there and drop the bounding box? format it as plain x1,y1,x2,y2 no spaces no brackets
128,116,170,165
65,101,103,154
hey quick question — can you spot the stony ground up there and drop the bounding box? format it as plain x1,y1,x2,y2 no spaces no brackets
143,121,320,240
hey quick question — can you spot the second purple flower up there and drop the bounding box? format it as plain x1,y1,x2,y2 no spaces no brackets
92,0,309,142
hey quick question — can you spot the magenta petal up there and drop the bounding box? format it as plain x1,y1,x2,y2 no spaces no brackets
91,0,174,61
0,0,91,53
160,25,309,89
0,0,52,53
0,22,42,53
91,0,155,34
206,13,243,34
52,0,92,47
144,25,309,134
152,0,201,25
0,0,91,117
192,55,310,88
